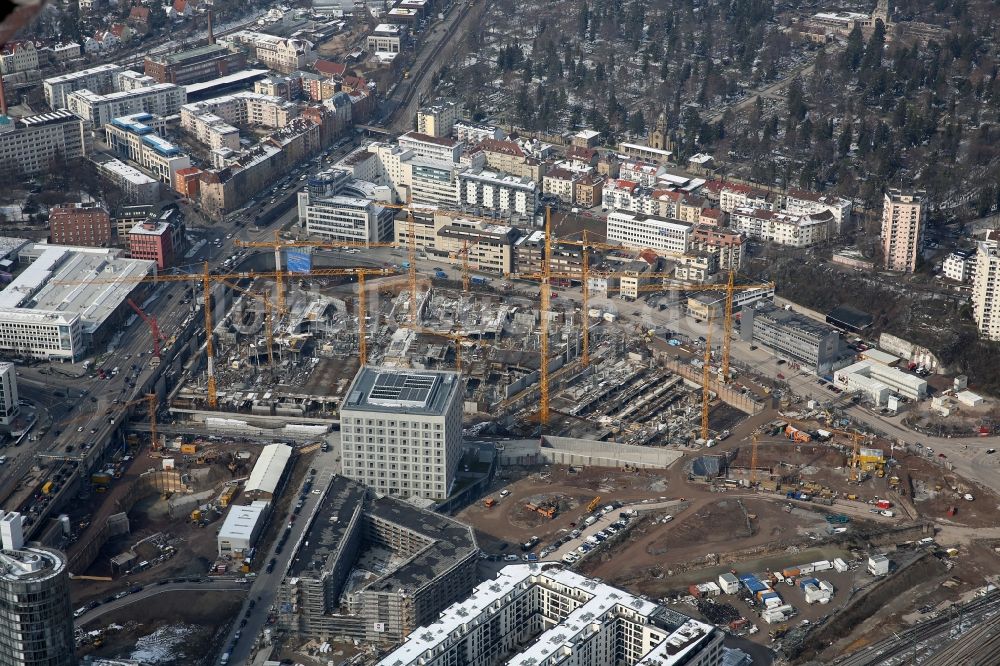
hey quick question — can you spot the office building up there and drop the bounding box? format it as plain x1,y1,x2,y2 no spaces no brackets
217,501,269,558
43,63,122,109
0,512,75,666
377,565,724,666
104,113,191,189
65,83,186,128
606,211,691,256
244,443,292,501
416,99,458,137
881,189,925,272
0,363,19,427
49,202,112,247
277,475,478,645
297,191,394,244
97,158,160,204
128,219,174,269
833,360,928,404
0,110,87,176
686,285,774,321
221,31,313,74
340,366,464,500
973,238,1000,340
144,44,247,85
398,131,462,163
0,243,154,359
458,167,538,217
367,23,403,53
741,302,846,376
394,211,519,274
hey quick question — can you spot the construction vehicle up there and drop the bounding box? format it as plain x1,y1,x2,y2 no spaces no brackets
219,486,237,507
41,481,54,494
785,425,812,443
127,298,167,361
525,502,557,519
587,496,602,513
825,514,850,524
190,509,202,522
180,443,198,455
483,497,496,508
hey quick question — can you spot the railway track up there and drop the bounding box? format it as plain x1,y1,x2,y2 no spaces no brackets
832,592,1000,666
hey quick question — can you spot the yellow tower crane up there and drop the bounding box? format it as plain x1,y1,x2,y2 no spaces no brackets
58,266,395,405
701,312,713,441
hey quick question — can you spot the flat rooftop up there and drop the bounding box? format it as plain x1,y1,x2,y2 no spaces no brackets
0,244,155,334
218,501,269,541
341,366,460,415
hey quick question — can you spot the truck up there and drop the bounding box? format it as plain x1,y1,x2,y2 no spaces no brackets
41,481,54,495
876,499,892,510
470,276,489,286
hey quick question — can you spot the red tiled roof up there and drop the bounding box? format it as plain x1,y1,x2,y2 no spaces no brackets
612,179,638,191
653,189,683,201
314,59,346,76
476,138,525,158
110,24,127,38
129,7,150,20
173,0,186,13
700,208,723,218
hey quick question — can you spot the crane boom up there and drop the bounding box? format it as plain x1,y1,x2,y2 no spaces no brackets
701,312,713,441
126,298,166,358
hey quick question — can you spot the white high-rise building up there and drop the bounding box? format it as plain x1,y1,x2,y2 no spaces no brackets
377,565,725,666
973,238,1000,340
881,189,925,272
340,366,464,500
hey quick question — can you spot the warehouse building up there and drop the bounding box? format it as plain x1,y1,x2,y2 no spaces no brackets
340,366,464,501
244,443,292,501
0,243,155,359
741,302,848,376
217,500,270,557
277,475,479,645
834,360,928,402
377,565,724,666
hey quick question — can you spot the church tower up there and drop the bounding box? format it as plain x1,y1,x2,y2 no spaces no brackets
648,111,668,151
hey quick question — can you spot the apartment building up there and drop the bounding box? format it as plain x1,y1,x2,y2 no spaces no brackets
602,179,661,216
673,252,719,283
49,202,112,247
43,63,121,109
730,207,832,248
542,167,579,203
340,366,465,500
0,41,39,76
606,211,691,256
575,174,604,208
416,100,459,138
783,188,853,235
0,363,18,426
144,43,247,85
65,83,186,128
181,92,298,134
690,225,746,270
367,23,403,53
458,167,538,217
297,190,395,244
377,565,724,666
881,188,925,272
470,138,543,180
104,113,191,188
741,302,846,375
942,248,975,283
973,239,1000,340
619,159,663,188
223,31,314,74
0,110,87,176
453,120,503,145
717,183,773,213
277,476,478,645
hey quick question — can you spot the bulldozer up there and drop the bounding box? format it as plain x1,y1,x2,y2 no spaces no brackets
483,497,496,508
525,502,556,519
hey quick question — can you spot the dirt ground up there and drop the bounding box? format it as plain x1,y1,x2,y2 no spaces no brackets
582,498,831,586
78,590,243,665
300,356,359,397
458,466,678,551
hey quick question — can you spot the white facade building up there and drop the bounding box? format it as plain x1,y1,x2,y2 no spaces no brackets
222,31,313,73
834,360,928,402
297,190,395,244
398,131,462,163
367,24,403,53
43,63,122,109
973,239,1000,340
0,110,87,176
217,500,269,557
66,83,186,128
942,249,975,284
377,565,724,666
104,113,191,188
244,444,292,500
340,366,464,501
0,42,39,76
458,167,538,217
730,207,831,248
783,189,853,235
606,211,691,256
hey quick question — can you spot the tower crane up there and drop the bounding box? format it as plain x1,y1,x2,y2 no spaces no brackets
122,394,159,450
57,265,396,406
234,232,395,311
701,311,713,441
127,299,167,360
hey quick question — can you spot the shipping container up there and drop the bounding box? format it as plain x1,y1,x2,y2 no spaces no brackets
811,560,832,572
798,564,815,575
781,567,801,578
833,558,849,573
799,577,819,590
180,443,198,454
876,499,892,510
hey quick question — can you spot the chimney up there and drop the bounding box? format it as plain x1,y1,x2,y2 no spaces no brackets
1,512,25,551
207,10,214,45
0,75,8,116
